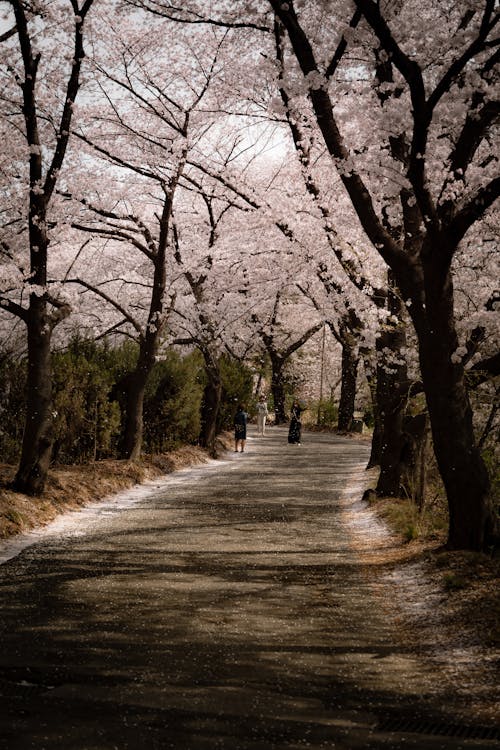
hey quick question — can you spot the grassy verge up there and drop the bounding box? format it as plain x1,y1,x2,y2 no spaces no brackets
366,486,500,653
367,494,449,544
0,435,232,540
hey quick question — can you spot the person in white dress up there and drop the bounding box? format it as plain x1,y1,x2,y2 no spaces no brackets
256,395,269,436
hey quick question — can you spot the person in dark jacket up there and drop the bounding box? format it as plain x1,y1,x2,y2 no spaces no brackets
234,404,247,452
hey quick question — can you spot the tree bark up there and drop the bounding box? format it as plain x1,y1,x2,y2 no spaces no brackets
361,353,381,469
337,337,359,432
411,269,495,549
400,413,428,509
13,139,55,494
121,371,147,462
199,357,222,456
375,317,408,496
13,298,54,495
270,359,287,424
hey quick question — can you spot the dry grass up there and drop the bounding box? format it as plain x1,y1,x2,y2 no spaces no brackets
370,495,449,543
364,490,499,723
0,435,232,540
369,493,499,638
426,547,500,647
362,491,500,723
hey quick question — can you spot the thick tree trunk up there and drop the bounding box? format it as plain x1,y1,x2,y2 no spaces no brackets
337,339,358,432
121,372,147,462
199,360,222,456
117,340,158,461
13,298,54,495
368,409,383,470
413,274,495,550
254,370,264,397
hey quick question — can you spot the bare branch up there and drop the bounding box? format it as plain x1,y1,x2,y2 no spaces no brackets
73,130,163,183
44,0,96,201
0,296,28,322
65,278,144,338
71,222,155,260
0,25,17,43
324,8,362,79
122,0,271,32
448,175,500,245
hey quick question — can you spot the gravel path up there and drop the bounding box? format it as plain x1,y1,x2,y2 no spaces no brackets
0,428,498,749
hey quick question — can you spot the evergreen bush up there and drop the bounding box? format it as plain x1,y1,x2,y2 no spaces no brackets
52,337,121,463
315,398,338,428
217,354,254,431
0,350,26,463
143,349,204,452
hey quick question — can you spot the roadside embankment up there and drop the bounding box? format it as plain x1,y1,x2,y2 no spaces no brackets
0,436,232,541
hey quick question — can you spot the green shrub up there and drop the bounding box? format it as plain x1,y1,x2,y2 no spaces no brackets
52,337,121,463
108,339,140,383
314,399,338,428
217,354,254,431
0,350,26,463
143,349,204,451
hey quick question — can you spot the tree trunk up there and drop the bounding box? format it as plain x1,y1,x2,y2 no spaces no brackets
117,339,158,461
337,339,358,432
413,272,495,550
375,283,409,497
121,371,147,462
400,413,428,510
375,349,405,495
362,353,382,469
199,360,222,456
270,360,286,424
254,370,263,397
13,298,54,495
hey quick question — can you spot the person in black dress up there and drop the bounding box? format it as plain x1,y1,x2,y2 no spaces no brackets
288,400,303,444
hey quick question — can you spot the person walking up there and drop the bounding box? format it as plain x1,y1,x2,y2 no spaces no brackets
256,394,269,436
288,400,303,445
234,404,248,453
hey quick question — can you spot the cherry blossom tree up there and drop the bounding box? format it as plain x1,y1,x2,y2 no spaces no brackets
170,190,244,454
0,0,95,494
57,10,238,459
273,13,419,496
248,289,323,423
268,0,499,549
147,0,498,544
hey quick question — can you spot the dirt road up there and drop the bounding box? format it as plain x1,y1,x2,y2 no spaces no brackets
0,428,498,749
